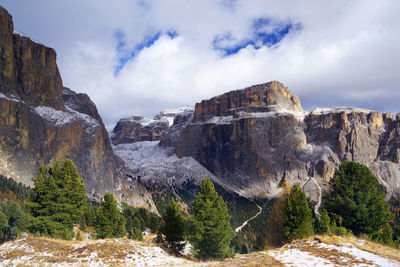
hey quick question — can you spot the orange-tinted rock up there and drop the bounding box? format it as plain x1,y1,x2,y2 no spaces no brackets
192,81,302,123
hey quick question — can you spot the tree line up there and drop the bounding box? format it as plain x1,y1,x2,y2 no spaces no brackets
0,159,399,259
0,159,159,243
269,161,398,248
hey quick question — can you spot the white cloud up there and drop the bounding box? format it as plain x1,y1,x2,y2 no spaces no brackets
2,0,400,125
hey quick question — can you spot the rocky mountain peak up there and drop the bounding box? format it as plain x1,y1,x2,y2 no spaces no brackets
0,6,64,110
0,5,157,212
192,81,302,123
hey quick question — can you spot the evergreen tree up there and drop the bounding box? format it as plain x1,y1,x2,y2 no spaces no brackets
1,201,31,241
283,185,314,242
139,217,146,232
187,178,235,259
318,209,331,234
254,236,266,251
126,216,134,238
95,192,126,238
0,211,7,243
149,214,160,233
323,161,393,236
161,198,185,252
382,224,393,246
27,159,87,239
132,217,143,241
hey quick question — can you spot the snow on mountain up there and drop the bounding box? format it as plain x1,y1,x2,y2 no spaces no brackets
113,141,227,191
34,106,100,134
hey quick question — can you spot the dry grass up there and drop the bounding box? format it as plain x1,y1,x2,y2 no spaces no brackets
315,234,400,262
1,234,397,266
282,238,374,266
215,252,284,266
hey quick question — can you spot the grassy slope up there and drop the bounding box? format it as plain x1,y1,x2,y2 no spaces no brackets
1,234,398,266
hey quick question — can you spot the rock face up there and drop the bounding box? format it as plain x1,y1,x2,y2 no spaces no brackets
111,116,169,145
0,5,156,212
160,81,400,201
111,107,193,145
192,81,302,123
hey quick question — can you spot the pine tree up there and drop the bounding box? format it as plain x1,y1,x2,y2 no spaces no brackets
95,192,126,238
149,215,160,233
187,178,235,260
323,161,393,236
0,211,7,243
161,198,185,252
382,224,393,246
126,216,134,238
254,236,266,251
27,159,87,239
316,209,331,234
132,217,143,241
283,185,314,242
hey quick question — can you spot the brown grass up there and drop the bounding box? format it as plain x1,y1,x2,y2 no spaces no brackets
283,238,374,266
315,234,400,262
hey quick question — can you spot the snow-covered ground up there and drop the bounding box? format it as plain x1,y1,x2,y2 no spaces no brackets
267,239,400,267
0,237,194,266
0,236,399,266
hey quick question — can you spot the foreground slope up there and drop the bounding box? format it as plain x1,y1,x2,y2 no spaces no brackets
0,5,155,210
0,236,398,266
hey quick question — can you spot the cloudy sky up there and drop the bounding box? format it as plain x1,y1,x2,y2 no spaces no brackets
1,0,399,126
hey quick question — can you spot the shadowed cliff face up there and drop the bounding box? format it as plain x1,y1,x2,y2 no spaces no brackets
160,82,400,201
111,117,169,145
0,6,156,212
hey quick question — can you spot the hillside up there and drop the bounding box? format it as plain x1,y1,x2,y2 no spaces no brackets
0,235,398,266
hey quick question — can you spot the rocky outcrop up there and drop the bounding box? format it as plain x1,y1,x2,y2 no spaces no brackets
192,81,302,123
162,82,400,201
0,5,156,212
112,107,193,146
111,116,169,145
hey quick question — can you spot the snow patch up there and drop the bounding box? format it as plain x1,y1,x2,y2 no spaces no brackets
113,141,231,192
34,105,100,133
268,240,400,267
311,107,375,114
0,92,22,103
13,30,43,45
202,110,308,125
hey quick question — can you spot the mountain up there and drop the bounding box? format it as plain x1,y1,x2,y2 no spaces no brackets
114,81,400,214
0,5,156,212
169,81,400,202
111,107,192,146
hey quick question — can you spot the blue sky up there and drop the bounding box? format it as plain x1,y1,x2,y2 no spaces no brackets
1,0,399,126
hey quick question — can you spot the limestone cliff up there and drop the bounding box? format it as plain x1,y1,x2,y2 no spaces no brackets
0,5,156,212
160,81,400,202
111,116,169,145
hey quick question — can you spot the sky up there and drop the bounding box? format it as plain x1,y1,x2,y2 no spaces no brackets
1,0,400,126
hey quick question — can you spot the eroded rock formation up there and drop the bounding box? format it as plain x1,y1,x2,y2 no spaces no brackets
0,5,156,212
160,81,400,201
